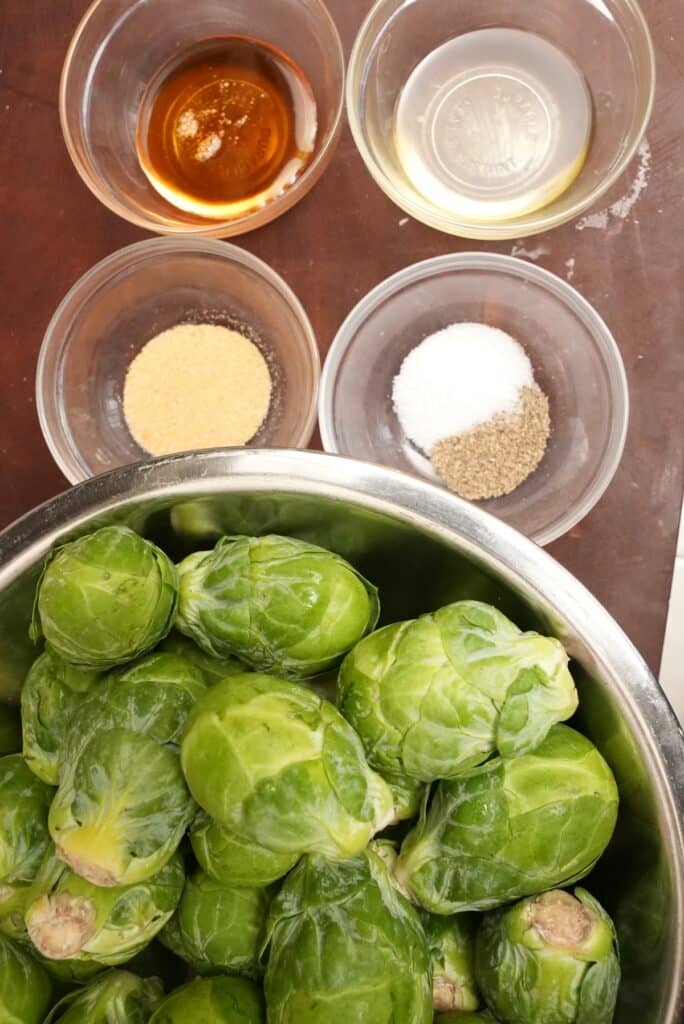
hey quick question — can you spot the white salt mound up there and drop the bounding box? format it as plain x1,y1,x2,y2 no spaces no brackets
392,323,534,452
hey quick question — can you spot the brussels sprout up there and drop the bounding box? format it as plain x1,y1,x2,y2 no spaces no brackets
49,654,205,887
0,882,32,942
176,534,379,677
190,812,298,889
475,888,621,1024
0,704,21,755
386,773,426,824
158,912,212,977
44,969,164,1023
182,675,393,860
338,601,578,783
25,848,184,966
149,976,265,1023
160,632,246,685
264,849,432,1023
0,932,52,1024
423,912,480,1012
21,650,101,785
39,955,106,985
396,726,619,914
169,869,270,978
30,526,179,670
0,755,52,887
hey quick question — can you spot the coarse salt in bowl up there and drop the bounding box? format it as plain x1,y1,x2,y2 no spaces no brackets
319,253,629,547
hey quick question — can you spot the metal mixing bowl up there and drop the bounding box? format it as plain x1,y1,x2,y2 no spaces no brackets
0,449,681,1021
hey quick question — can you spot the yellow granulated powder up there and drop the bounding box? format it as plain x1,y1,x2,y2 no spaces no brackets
123,323,272,456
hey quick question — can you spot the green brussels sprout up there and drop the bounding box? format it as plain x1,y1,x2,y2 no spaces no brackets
0,882,32,942
0,704,21,755
25,848,184,966
338,601,578,782
264,849,432,1023
475,888,621,1024
396,726,619,914
158,912,212,977
0,755,52,887
386,773,426,824
176,534,379,677
182,674,393,861
149,976,265,1023
49,654,205,887
423,912,480,1013
0,932,52,1024
160,631,246,685
190,812,298,889
44,969,164,1023
21,650,101,785
30,526,179,670
170,869,270,978
39,955,106,985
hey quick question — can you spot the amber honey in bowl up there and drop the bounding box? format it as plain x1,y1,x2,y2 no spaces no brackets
136,36,317,220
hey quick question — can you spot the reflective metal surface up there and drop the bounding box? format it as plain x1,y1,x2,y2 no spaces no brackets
0,448,682,1020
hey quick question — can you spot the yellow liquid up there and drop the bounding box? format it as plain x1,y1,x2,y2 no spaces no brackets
394,29,592,223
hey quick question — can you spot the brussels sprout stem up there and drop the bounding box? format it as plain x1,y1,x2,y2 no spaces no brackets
56,845,120,888
434,976,470,1012
26,892,96,959
527,890,594,950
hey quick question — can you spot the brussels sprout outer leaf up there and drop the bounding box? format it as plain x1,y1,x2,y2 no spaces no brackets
475,888,620,1024
25,849,184,965
176,534,379,678
263,849,432,1024
0,932,53,1024
21,651,102,785
149,976,265,1023
190,812,298,888
338,602,577,782
0,755,52,885
181,674,393,860
422,911,480,1012
159,632,246,685
43,969,164,1023
396,726,619,914
175,869,270,978
30,526,179,670
49,728,195,886
0,704,21,755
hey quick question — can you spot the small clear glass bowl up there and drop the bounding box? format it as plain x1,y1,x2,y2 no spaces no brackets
347,0,655,240
37,238,320,483
60,0,344,237
319,253,629,546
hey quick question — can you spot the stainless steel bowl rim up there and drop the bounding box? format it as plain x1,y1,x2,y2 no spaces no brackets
318,252,630,547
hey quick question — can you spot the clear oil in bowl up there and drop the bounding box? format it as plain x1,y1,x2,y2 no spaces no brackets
136,36,318,220
393,28,593,223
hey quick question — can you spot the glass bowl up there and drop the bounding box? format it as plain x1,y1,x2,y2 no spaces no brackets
318,253,629,546
37,238,320,483
346,0,655,240
60,0,344,237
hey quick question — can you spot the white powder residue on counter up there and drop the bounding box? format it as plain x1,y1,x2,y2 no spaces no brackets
392,323,534,452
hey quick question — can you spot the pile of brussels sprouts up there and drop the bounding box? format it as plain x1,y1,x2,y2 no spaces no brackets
0,525,623,1024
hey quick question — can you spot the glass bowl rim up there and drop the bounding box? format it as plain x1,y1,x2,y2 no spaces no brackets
59,0,346,237
318,251,630,546
345,0,657,241
36,237,321,484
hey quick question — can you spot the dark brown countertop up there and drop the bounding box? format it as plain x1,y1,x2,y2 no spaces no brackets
0,0,682,673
